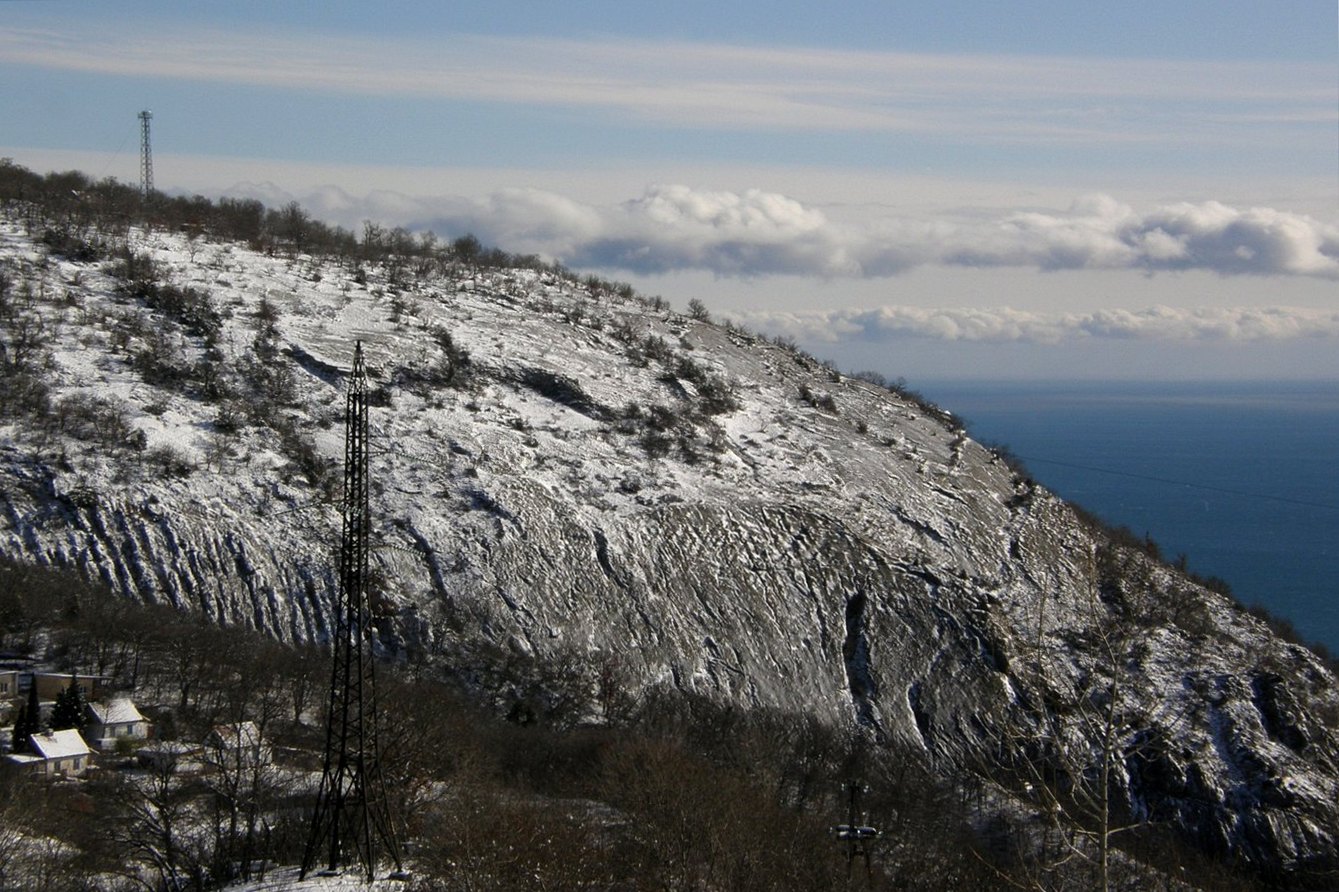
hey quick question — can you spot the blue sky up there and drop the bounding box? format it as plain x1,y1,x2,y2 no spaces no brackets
3,0,1336,380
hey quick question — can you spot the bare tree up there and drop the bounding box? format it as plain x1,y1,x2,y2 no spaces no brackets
102,761,212,891
994,544,1185,891
203,718,281,883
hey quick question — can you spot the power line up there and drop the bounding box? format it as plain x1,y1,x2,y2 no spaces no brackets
1015,454,1339,512
97,127,133,181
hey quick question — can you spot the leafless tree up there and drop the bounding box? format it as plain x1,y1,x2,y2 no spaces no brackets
102,760,212,891
990,544,1190,891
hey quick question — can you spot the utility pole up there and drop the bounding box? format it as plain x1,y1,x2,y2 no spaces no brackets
832,781,881,887
138,110,153,200
301,341,406,881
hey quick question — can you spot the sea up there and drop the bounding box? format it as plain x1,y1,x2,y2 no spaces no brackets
916,379,1339,656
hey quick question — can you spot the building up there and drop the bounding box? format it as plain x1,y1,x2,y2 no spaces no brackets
136,740,203,775
85,698,152,751
32,672,111,702
0,671,18,724
6,728,93,778
203,721,270,771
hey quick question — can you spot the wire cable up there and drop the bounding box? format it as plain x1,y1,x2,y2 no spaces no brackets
1015,454,1339,512
97,127,134,182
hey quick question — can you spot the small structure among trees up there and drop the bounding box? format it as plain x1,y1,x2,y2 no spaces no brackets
8,728,92,777
32,672,109,702
203,720,268,771
85,698,151,751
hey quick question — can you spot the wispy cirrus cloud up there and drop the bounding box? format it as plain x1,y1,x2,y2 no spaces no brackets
2,24,1331,144
739,305,1339,346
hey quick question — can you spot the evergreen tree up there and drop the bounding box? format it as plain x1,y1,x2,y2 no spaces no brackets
11,681,40,753
50,676,87,732
10,698,27,753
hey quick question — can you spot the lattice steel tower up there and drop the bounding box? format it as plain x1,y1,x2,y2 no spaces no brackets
138,110,153,199
302,342,405,881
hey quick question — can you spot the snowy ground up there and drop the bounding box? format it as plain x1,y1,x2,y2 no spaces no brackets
3,208,1337,879
223,866,411,891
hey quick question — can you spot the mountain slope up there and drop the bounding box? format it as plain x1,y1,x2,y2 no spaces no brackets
1,204,1336,881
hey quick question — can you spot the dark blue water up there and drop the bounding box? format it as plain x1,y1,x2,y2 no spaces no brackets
917,380,1339,655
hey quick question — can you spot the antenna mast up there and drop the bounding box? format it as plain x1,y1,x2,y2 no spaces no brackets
302,342,405,881
138,110,153,199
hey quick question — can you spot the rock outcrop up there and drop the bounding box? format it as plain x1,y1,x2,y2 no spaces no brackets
1,209,1336,878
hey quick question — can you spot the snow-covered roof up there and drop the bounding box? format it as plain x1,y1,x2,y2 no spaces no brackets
29,728,91,760
87,697,146,726
139,740,200,756
207,721,262,749
4,753,42,766
33,672,110,683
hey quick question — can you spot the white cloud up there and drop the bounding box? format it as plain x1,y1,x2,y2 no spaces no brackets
223,176,1337,347
214,179,1339,281
741,305,1339,345
367,185,1339,281
929,195,1339,277
571,186,862,277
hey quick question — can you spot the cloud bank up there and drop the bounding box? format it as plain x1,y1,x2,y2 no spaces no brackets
739,305,1339,346
242,182,1339,281
217,180,1339,347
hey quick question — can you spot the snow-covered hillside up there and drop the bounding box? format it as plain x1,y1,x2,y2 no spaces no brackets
1,204,1336,877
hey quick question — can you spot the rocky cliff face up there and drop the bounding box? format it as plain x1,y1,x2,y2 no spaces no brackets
1,208,1336,877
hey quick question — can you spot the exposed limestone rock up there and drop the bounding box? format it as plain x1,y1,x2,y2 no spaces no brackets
1,211,1335,877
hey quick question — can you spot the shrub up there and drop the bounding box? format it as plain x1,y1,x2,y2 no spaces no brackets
640,428,674,459
854,370,889,388
52,392,145,452
797,383,838,413
886,377,960,430
641,334,674,363
212,401,246,435
696,374,741,416
40,224,108,262
143,444,195,478
130,328,193,389
1248,604,1338,670
0,369,50,420
153,284,221,343
984,440,1032,482
107,250,222,345
107,249,161,299
431,325,471,387
665,355,740,417
270,416,336,496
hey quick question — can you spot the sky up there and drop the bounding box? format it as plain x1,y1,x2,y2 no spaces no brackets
3,0,1337,381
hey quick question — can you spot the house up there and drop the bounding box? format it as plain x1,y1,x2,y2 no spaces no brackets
85,698,152,751
33,672,111,702
136,740,204,775
203,721,270,771
0,671,17,723
31,729,93,777
5,728,94,778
